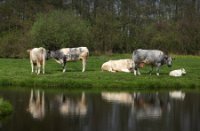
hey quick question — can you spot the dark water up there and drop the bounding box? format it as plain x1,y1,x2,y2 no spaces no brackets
0,89,200,131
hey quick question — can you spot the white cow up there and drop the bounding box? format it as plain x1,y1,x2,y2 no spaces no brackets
169,68,186,77
27,47,46,75
101,59,134,73
50,47,89,72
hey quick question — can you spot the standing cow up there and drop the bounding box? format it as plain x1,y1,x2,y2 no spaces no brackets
132,49,173,76
27,47,47,75
49,47,89,72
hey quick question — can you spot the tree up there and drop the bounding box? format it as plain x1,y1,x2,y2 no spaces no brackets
30,10,91,50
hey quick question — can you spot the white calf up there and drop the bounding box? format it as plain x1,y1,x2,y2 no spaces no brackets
169,68,186,77
27,47,46,75
101,59,133,73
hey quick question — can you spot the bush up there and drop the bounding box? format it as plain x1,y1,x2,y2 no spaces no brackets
0,98,13,119
0,31,29,58
31,10,91,50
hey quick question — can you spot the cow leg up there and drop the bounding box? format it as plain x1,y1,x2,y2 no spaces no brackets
37,63,41,75
62,56,67,73
137,68,141,75
30,61,34,74
156,67,160,76
42,61,45,74
82,59,86,72
148,66,154,75
134,66,138,75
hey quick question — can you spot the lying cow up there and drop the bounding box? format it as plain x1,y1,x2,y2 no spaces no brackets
27,47,47,75
169,68,186,77
101,59,133,73
132,49,173,76
49,47,89,72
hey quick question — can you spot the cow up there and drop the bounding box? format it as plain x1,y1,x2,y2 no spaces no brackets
101,59,134,73
132,49,173,76
169,68,186,77
49,47,89,72
27,47,47,75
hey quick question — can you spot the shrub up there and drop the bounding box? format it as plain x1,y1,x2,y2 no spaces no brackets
30,10,91,50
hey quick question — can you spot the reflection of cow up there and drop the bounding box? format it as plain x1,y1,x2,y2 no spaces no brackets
101,92,135,104
101,59,133,73
27,90,45,119
27,47,47,75
49,47,89,72
169,91,185,100
102,92,163,119
133,93,162,119
57,92,87,116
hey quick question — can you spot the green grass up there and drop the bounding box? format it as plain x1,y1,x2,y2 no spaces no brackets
0,54,199,91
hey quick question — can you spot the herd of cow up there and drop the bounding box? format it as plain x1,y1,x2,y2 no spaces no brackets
27,47,186,77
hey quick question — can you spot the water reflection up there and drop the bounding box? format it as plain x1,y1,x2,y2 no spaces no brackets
169,91,185,100
27,89,45,119
0,89,199,131
56,92,87,116
102,92,163,119
133,93,162,119
101,92,135,104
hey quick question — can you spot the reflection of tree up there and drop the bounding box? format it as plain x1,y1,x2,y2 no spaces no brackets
27,89,45,120
57,92,87,116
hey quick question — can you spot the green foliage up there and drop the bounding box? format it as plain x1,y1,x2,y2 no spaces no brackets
0,98,13,119
0,31,29,58
31,10,90,50
1,0,200,57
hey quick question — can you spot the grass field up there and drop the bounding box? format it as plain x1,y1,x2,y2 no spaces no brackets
0,54,199,91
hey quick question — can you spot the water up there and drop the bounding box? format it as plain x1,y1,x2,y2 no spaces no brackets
0,89,200,131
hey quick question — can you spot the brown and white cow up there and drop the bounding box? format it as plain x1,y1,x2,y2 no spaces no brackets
49,47,89,72
27,47,47,75
101,59,134,73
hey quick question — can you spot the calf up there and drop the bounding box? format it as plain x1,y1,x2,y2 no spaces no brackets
169,68,186,77
49,47,89,72
27,47,46,75
101,59,133,73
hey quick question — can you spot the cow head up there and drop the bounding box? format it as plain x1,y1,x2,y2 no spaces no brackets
181,68,186,74
164,55,172,67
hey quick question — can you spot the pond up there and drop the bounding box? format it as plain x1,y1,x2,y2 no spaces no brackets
0,89,199,131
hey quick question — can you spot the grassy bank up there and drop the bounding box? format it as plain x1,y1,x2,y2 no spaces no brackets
0,54,199,91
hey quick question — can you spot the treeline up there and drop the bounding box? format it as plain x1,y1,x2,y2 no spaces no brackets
0,0,200,58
